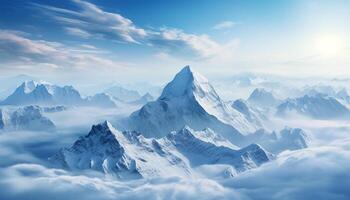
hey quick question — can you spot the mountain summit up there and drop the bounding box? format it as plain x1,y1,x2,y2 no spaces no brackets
247,88,280,107
127,66,259,143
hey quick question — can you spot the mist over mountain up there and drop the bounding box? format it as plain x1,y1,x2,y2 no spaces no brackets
1,0,350,199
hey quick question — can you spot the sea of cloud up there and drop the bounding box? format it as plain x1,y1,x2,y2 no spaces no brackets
0,104,350,200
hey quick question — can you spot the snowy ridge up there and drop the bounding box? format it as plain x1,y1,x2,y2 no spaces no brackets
50,121,272,179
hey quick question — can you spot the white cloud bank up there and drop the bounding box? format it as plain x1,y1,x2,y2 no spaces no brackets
0,128,349,200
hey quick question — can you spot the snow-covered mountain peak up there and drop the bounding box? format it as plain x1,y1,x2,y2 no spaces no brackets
88,120,114,135
21,80,38,93
127,66,259,140
249,88,273,100
247,88,279,107
160,65,210,99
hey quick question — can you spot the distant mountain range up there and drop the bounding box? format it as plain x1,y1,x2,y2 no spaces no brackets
276,94,350,119
1,80,154,108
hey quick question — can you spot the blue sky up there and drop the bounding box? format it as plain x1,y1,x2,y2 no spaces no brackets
0,0,349,83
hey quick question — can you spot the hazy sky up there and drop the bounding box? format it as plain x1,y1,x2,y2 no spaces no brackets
0,0,349,84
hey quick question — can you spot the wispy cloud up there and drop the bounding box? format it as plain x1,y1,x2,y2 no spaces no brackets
34,0,147,44
34,0,237,60
213,21,237,30
0,29,125,72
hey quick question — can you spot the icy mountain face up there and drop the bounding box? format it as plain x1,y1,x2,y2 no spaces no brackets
276,95,350,119
127,66,258,142
104,85,141,102
231,99,266,128
166,127,272,171
0,105,55,131
247,88,280,107
87,93,122,108
2,81,84,106
50,122,271,179
246,127,308,154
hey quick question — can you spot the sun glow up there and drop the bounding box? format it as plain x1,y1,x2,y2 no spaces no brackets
313,33,344,57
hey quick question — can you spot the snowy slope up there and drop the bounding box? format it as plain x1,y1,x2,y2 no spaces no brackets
231,99,267,128
50,121,271,179
127,66,259,142
276,94,350,119
0,105,55,131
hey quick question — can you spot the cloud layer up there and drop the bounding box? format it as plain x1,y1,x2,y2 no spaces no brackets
0,112,350,200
